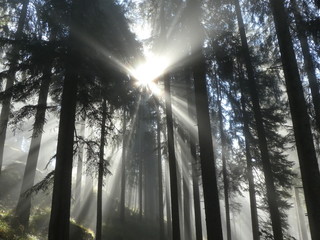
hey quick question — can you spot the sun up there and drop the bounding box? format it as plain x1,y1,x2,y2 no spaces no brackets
130,54,169,95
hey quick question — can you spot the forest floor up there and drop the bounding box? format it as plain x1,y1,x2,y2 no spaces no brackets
0,206,160,240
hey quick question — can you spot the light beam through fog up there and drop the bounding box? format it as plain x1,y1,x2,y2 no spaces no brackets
0,0,311,239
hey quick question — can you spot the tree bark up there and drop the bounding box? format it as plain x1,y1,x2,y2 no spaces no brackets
48,1,82,239
234,0,283,238
120,109,127,222
165,163,173,240
0,0,29,172
186,1,223,239
290,0,320,134
239,72,260,240
192,55,223,240
96,98,107,240
156,107,165,240
48,68,78,240
268,0,320,239
185,71,203,240
15,67,51,228
139,96,144,220
164,74,181,240
75,113,86,215
217,83,232,240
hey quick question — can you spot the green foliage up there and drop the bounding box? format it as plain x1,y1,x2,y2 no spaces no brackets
0,209,38,240
69,220,94,240
0,208,94,240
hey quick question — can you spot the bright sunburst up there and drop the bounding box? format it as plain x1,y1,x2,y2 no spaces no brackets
130,54,169,95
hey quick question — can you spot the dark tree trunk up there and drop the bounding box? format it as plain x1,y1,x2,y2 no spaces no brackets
96,98,107,240
48,0,83,238
164,74,181,240
48,69,78,240
190,142,203,240
165,162,173,240
15,67,51,227
182,177,192,240
139,97,144,220
192,56,223,240
243,125,260,240
239,71,260,240
268,0,320,239
186,1,223,239
156,107,165,240
290,0,320,133
75,114,86,214
185,72,203,240
234,0,284,239
120,110,127,222
0,0,29,172
217,83,232,240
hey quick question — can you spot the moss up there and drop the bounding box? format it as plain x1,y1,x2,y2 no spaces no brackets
29,208,51,237
0,208,94,240
0,210,39,240
70,220,94,240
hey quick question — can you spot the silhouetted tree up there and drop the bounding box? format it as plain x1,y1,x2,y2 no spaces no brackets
268,0,320,239
0,0,29,172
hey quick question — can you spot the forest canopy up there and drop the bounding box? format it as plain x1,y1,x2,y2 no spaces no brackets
0,0,319,240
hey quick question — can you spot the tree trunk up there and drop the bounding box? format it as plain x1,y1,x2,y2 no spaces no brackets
239,72,260,240
15,67,51,227
139,96,144,220
120,109,127,222
192,57,223,240
185,0,223,238
75,114,86,215
0,0,29,172
182,176,192,240
96,98,107,240
268,0,320,239
217,83,232,240
234,0,284,239
165,160,173,240
48,68,78,240
294,187,309,240
48,0,83,238
290,0,320,134
164,74,181,240
156,107,165,240
190,142,203,240
185,71,203,240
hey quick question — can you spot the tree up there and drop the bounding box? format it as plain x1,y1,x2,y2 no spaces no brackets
96,98,107,240
187,90,203,240
14,15,58,225
289,0,320,134
164,74,181,240
15,63,52,228
268,0,320,239
156,106,165,240
48,0,84,237
120,109,127,222
74,113,86,214
234,0,284,238
0,0,29,172
185,0,224,239
217,80,232,240
239,83,260,240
